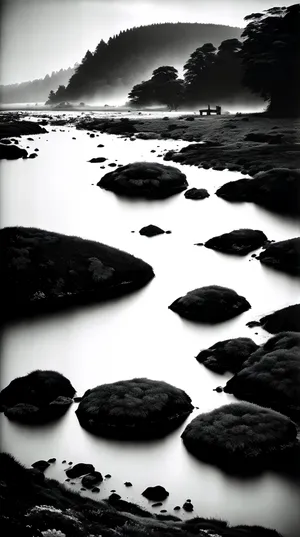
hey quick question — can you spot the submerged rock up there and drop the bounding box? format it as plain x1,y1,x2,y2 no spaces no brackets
205,229,268,256
184,188,209,200
142,485,169,501
216,168,300,216
66,463,95,478
0,226,154,319
259,304,300,333
0,143,27,160
76,378,193,439
98,162,188,199
181,402,297,472
224,332,300,421
89,157,107,163
81,471,103,489
0,370,75,424
258,237,300,275
169,285,251,323
139,225,165,237
196,337,259,374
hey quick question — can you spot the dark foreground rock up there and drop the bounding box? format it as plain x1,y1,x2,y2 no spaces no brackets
224,332,300,421
184,188,209,200
181,402,297,473
258,304,300,333
0,226,154,320
0,142,27,159
139,225,166,237
169,285,251,323
98,162,188,199
216,169,300,216
0,370,75,424
76,378,193,439
142,485,169,501
31,460,50,472
0,453,285,537
196,337,259,374
81,471,103,489
66,463,95,478
258,238,300,275
205,229,268,256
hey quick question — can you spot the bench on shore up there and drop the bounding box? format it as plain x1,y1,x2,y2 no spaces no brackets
199,105,221,116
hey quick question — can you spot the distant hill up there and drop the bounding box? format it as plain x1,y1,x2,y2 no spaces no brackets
50,23,242,103
0,67,75,104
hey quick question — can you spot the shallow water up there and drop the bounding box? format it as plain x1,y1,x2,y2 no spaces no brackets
0,114,300,536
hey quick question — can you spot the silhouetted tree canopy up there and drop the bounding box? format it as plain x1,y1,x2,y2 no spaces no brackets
128,66,185,110
241,3,300,116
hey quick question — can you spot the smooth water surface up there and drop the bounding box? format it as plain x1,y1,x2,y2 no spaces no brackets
0,114,300,536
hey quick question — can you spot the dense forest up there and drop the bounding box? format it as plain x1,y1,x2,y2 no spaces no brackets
127,5,300,115
45,23,241,104
0,67,75,104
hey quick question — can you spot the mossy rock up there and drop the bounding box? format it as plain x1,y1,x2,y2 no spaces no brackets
196,337,259,374
205,229,268,256
76,378,193,439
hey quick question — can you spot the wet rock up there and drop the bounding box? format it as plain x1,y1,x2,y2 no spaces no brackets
258,237,300,275
182,402,297,472
108,162,117,167
0,226,154,320
124,482,132,487
105,474,111,478
62,460,66,463
259,304,300,333
139,225,165,237
246,321,261,328
184,188,209,200
174,506,181,511
28,153,38,158
89,157,107,163
76,378,193,439
47,458,56,463
92,486,100,492
216,168,300,216
183,502,194,512
1,139,12,144
204,229,268,256
152,502,163,507
224,332,300,421
81,471,103,489
169,285,251,323
98,162,188,199
196,338,259,374
97,143,104,147
160,509,167,513
0,370,75,423
109,493,121,501
74,396,82,402
66,463,95,478
214,386,223,393
0,143,27,160
31,460,50,472
142,485,169,501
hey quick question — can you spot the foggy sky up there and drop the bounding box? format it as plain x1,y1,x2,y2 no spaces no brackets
0,0,294,85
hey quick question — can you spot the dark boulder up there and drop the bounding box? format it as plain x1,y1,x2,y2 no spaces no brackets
169,285,251,323
66,463,95,478
224,332,300,421
183,502,194,512
181,402,297,472
205,229,268,256
0,143,27,160
142,485,169,501
0,119,47,139
89,157,107,163
0,226,154,320
76,378,193,439
0,370,75,424
124,482,132,487
259,304,300,333
139,225,165,237
196,337,259,374
184,188,209,200
31,460,50,472
81,471,103,489
258,238,300,275
152,502,163,507
98,162,188,199
216,168,300,216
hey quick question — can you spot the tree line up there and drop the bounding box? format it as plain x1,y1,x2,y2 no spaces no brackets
47,5,300,117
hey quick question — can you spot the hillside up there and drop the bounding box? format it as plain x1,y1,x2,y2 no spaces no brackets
0,66,74,104
50,23,242,103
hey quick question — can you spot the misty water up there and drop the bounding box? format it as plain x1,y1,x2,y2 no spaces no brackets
0,115,300,536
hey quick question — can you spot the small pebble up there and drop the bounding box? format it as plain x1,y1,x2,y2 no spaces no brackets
105,474,112,479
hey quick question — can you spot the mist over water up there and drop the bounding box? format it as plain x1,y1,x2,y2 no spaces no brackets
0,113,300,536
